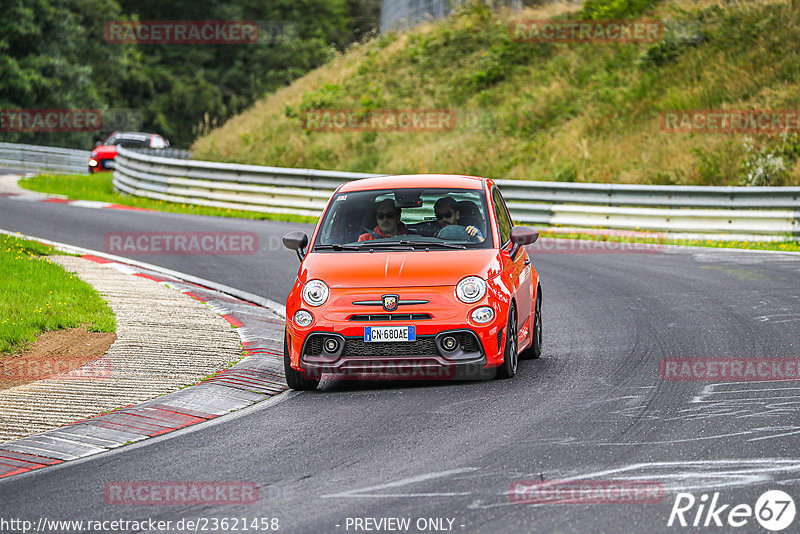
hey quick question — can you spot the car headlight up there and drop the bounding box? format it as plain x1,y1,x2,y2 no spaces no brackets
294,310,313,327
302,280,329,307
471,306,494,324
456,276,486,304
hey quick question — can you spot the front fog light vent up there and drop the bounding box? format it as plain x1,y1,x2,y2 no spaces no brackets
442,336,458,351
324,338,339,353
294,310,313,327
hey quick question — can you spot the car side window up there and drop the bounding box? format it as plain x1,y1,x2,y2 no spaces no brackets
492,188,512,246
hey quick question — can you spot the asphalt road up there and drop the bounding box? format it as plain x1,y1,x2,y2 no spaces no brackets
2,194,800,533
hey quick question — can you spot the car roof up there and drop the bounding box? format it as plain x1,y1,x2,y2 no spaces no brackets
338,174,485,192
109,132,157,139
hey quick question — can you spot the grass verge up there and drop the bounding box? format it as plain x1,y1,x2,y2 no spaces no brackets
18,173,319,224
539,228,800,252
0,234,116,355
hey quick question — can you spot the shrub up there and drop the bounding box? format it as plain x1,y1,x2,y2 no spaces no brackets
640,18,704,67
581,0,661,20
740,137,787,186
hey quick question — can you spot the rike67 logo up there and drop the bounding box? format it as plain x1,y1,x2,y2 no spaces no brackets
668,490,796,531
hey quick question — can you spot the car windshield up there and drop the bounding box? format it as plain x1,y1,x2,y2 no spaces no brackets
313,187,493,251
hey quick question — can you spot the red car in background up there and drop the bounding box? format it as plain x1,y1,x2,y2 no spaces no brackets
89,132,169,173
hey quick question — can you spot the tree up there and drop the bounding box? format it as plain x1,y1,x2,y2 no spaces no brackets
1,0,372,148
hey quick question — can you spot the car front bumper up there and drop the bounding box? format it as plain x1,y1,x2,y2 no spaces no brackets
285,283,510,379
298,329,489,377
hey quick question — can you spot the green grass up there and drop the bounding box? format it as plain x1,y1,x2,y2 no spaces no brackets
19,173,319,224
540,228,800,252
192,0,800,186
0,234,116,355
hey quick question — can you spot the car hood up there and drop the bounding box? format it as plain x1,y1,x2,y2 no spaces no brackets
92,145,118,158
299,249,501,288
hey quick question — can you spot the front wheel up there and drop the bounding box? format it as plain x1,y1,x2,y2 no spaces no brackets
284,331,319,391
495,305,518,379
520,287,542,360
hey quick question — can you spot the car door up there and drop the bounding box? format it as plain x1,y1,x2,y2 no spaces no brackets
491,187,533,340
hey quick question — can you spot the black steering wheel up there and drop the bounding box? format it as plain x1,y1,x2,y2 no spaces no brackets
436,225,471,241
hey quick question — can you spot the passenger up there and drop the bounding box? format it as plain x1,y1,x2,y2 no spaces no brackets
358,199,408,241
434,197,483,241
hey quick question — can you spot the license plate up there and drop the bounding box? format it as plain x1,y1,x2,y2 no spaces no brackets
364,326,416,342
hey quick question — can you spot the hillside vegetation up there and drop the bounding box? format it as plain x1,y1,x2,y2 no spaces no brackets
192,0,800,186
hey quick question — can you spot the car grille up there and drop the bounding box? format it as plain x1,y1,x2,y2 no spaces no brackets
348,313,432,321
304,336,322,357
343,337,438,357
303,331,482,359
457,332,481,353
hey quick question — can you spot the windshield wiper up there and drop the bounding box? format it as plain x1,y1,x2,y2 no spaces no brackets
358,240,417,248
419,242,467,249
358,240,467,250
314,244,362,251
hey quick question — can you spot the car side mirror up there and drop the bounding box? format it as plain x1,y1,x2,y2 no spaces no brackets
509,226,539,259
511,226,539,246
282,231,309,262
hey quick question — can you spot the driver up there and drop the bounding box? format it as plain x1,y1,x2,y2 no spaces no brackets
434,197,483,241
358,199,408,241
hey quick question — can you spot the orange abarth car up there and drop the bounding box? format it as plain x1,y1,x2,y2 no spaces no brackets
281,174,542,390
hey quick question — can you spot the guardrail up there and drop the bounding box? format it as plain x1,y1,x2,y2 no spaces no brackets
129,147,193,160
113,147,376,218
0,142,90,175
113,147,800,239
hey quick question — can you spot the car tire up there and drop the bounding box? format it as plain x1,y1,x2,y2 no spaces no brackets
284,330,319,391
496,304,518,379
520,287,542,360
